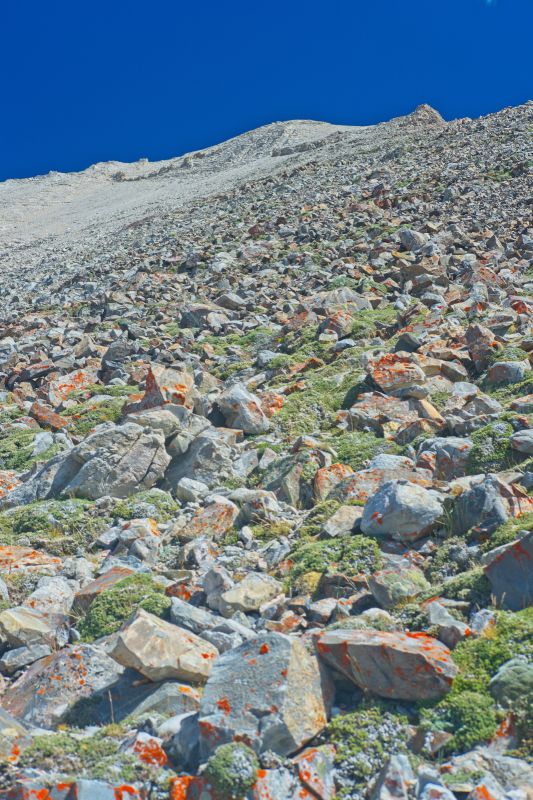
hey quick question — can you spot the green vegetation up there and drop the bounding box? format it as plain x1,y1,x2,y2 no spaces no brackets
420,609,533,755
327,430,401,472
298,499,343,538
62,396,127,436
0,427,63,472
422,692,498,753
349,305,397,340
288,534,381,582
466,420,516,474
113,489,180,523
478,512,533,553
439,567,492,606
204,743,259,800
250,520,293,541
328,703,408,795
14,727,168,785
0,499,107,556
78,573,171,641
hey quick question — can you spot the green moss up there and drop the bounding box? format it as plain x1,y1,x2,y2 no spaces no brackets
0,427,64,472
113,489,180,523
421,692,497,753
78,574,171,641
250,520,293,541
69,383,139,401
15,728,168,785
204,743,259,800
439,567,492,606
289,535,381,582
479,512,533,553
466,421,517,474
451,609,532,695
487,373,533,404
418,610,532,755
349,306,397,341
0,499,107,556
328,704,408,793
327,431,401,472
62,396,126,436
274,362,359,438
298,500,343,538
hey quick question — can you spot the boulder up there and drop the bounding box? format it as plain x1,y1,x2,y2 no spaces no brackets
361,480,443,541
315,629,457,700
198,632,333,758
109,608,219,683
1,644,124,727
484,530,533,610
216,383,270,434
218,572,283,617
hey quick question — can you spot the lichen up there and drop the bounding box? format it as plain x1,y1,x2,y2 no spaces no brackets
78,573,171,641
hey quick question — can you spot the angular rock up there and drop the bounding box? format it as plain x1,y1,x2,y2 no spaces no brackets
109,608,219,683
1,644,124,727
198,632,333,758
216,382,270,434
315,629,457,700
361,480,443,541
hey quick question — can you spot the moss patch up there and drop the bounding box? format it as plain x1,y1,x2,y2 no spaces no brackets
0,427,63,472
419,609,533,755
466,420,517,474
78,573,171,641
0,499,107,556
288,535,381,582
204,743,259,800
327,703,408,794
62,396,126,436
113,489,180,523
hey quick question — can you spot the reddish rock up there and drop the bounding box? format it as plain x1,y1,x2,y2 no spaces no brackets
314,463,354,501
315,629,457,700
46,367,99,406
29,400,69,431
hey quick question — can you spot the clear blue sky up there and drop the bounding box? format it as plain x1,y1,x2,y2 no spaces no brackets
1,0,531,181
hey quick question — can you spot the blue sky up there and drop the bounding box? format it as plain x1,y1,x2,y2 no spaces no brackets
1,0,531,181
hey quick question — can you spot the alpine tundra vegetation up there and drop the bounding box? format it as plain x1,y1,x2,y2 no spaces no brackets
0,101,532,799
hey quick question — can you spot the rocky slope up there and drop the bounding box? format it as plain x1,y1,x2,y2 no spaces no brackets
0,102,531,800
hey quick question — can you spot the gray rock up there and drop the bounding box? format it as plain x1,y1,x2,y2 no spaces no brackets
361,480,443,541
198,632,333,758
484,530,533,610
316,629,457,700
489,657,533,708
217,382,270,434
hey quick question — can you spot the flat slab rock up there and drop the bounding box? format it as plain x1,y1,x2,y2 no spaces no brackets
198,631,333,759
1,644,124,728
109,608,219,683
315,629,457,701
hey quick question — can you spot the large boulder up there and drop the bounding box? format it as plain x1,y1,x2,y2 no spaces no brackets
361,480,443,541
315,629,457,700
216,383,270,434
1,644,124,728
198,632,333,758
484,530,533,610
109,608,219,683
0,422,171,507
63,422,171,499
